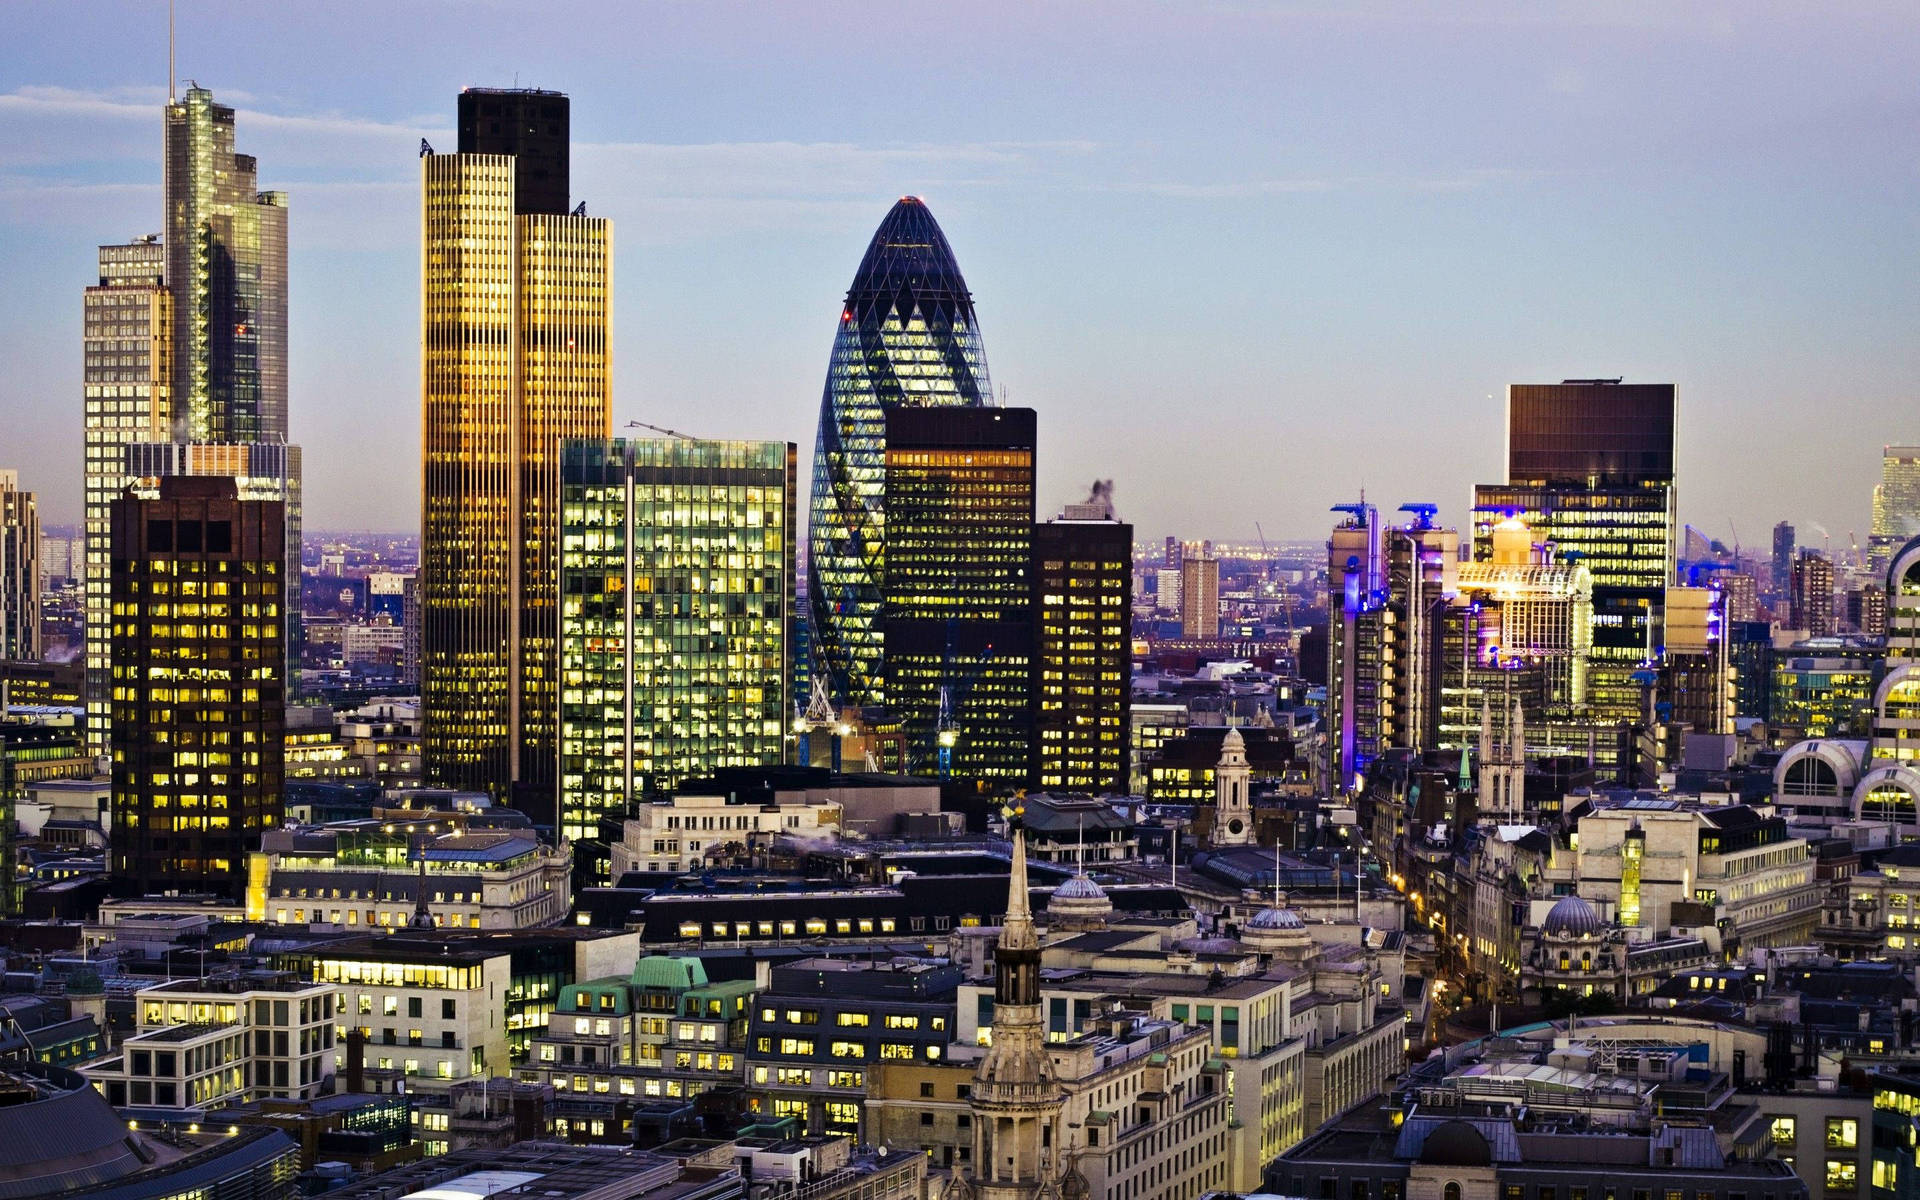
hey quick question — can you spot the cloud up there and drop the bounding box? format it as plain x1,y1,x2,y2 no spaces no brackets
1116,167,1544,200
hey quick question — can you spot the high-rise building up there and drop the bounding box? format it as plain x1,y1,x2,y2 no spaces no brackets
1179,555,1219,639
108,476,284,898
1474,379,1676,722
1772,521,1796,597
1031,487,1132,793
808,198,993,711
164,87,287,444
0,473,39,662
556,438,796,847
1659,584,1733,738
1325,503,1458,788
1849,586,1889,637
401,574,421,689
87,89,304,754
82,239,171,752
420,88,611,818
1791,550,1835,636
1721,571,1759,625
881,406,1034,782
1872,446,1920,571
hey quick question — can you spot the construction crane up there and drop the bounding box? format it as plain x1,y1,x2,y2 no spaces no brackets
625,419,695,441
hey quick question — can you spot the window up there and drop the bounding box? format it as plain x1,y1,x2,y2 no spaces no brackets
921,1082,935,1097
778,1038,814,1055
880,1043,916,1059
1826,1160,1857,1193
837,1012,870,1027
830,1041,867,1059
1826,1118,1857,1150
1770,1115,1796,1148
921,1112,934,1126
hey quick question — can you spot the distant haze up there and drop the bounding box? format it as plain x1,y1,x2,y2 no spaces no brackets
3,1,1916,546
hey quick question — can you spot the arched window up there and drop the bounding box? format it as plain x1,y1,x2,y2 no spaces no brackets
1783,756,1841,797
1445,1182,1462,1200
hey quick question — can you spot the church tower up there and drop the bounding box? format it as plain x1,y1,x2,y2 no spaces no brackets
1477,692,1526,822
949,819,1068,1199
1212,727,1253,845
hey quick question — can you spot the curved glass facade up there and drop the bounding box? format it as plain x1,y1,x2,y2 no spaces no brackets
807,197,992,707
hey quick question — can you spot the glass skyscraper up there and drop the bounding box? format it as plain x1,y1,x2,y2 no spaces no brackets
1473,380,1677,722
557,438,795,849
881,407,1034,782
420,88,611,817
84,86,302,755
808,197,993,711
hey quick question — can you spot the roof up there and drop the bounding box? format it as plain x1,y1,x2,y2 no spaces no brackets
847,197,972,305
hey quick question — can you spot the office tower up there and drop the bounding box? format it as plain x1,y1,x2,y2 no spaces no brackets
808,197,993,710
1790,550,1835,636
1164,535,1183,569
401,574,421,689
556,438,796,847
108,477,284,898
881,407,1034,782
1772,521,1796,596
1473,380,1676,722
1031,487,1132,793
1872,446,1920,572
82,238,171,753
1659,584,1733,737
1180,555,1220,638
1721,572,1758,625
164,86,287,444
0,473,39,661
421,88,611,816
1849,586,1889,637
1441,515,1593,751
1325,503,1459,789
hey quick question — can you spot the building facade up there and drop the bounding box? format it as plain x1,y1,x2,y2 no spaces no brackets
109,476,285,898
421,87,611,818
0,471,38,661
881,406,1035,781
1473,380,1677,723
556,438,795,844
1792,550,1836,636
1872,447,1920,571
1181,555,1220,639
1030,500,1132,794
808,197,993,711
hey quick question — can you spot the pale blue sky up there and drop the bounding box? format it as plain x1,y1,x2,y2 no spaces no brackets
4,0,1917,548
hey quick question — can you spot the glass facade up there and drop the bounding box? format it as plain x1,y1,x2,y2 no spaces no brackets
1872,447,1920,571
164,87,287,445
0,474,37,663
808,197,992,709
558,438,796,848
1032,518,1133,793
881,407,1033,781
420,101,611,815
1472,483,1675,721
109,478,285,898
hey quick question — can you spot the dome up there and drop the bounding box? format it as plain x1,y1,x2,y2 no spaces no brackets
1419,1120,1493,1167
1222,727,1245,751
1543,894,1604,937
1052,874,1107,902
1247,905,1304,930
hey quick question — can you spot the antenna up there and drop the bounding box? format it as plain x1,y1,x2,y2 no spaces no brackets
168,0,175,104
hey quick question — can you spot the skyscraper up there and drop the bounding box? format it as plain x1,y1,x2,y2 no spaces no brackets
1872,446,1920,572
556,437,796,849
1473,380,1677,722
108,476,284,898
0,472,39,661
881,406,1034,782
82,238,170,751
420,88,611,817
1031,487,1132,794
808,197,993,711
86,88,303,755
1791,550,1835,636
1180,555,1220,639
1772,521,1796,597
164,87,287,445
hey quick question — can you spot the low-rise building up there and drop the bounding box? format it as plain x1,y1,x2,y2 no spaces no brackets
609,791,842,876
247,819,571,931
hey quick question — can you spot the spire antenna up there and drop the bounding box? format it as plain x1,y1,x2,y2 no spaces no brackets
168,0,176,104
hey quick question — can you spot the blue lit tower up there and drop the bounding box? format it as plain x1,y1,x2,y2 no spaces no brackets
808,197,993,708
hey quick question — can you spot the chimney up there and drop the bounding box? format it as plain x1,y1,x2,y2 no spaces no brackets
345,1027,367,1093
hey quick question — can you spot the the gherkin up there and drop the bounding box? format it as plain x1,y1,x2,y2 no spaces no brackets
807,197,993,707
